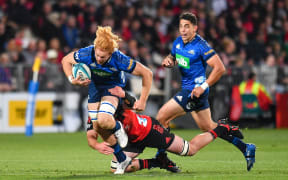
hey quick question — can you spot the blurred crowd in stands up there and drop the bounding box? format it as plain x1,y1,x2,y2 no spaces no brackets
0,0,288,123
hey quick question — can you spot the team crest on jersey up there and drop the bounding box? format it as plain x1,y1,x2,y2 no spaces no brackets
90,63,97,67
176,44,180,49
176,95,183,102
188,50,195,55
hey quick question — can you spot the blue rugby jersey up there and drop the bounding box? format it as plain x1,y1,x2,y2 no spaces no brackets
73,45,136,88
171,34,216,90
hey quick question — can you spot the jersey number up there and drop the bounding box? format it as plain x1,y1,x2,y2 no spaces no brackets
136,116,147,127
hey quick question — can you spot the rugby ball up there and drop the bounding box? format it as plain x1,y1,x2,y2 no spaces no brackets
72,63,91,81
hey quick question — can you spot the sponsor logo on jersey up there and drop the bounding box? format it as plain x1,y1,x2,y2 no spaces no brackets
91,69,112,76
195,76,205,84
90,63,97,67
127,59,134,70
176,95,183,102
188,50,195,55
109,67,117,72
166,137,171,144
204,49,214,55
176,54,190,69
176,44,180,49
74,52,80,60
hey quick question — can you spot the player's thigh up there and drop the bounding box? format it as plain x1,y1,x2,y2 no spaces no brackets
166,135,184,155
191,108,217,131
156,98,185,123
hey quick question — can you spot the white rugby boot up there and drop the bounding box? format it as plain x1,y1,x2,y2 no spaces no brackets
114,156,132,175
114,121,128,148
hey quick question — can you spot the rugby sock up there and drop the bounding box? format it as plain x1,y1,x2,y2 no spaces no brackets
111,121,121,133
156,149,166,157
209,125,229,139
221,135,247,154
139,159,159,170
111,143,126,163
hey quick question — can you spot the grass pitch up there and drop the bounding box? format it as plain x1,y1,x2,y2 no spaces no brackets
0,129,288,180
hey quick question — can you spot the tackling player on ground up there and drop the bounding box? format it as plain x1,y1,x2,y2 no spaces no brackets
86,86,253,174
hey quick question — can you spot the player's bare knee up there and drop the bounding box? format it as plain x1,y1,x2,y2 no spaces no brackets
97,116,115,129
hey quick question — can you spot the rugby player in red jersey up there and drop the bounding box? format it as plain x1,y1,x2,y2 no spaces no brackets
86,86,241,173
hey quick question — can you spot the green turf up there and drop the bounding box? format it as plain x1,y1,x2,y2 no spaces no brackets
0,129,288,180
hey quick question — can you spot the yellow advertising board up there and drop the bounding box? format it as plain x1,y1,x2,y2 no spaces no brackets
9,101,53,126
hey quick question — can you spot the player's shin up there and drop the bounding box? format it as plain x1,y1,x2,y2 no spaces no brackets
111,143,127,163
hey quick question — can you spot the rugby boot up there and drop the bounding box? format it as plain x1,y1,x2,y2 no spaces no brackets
114,156,132,175
218,118,244,139
244,143,256,171
114,121,128,148
156,152,181,173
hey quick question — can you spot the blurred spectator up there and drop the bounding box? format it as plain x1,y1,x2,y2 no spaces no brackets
40,49,64,91
0,52,12,91
230,72,272,122
61,15,79,50
257,54,278,102
49,37,64,65
22,39,37,65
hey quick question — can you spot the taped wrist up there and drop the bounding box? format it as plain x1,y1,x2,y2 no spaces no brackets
124,91,136,108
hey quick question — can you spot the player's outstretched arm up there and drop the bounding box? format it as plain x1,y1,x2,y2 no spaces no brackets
86,130,114,155
131,62,153,111
61,52,91,86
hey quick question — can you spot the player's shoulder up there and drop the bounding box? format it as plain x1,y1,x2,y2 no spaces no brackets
174,36,183,44
194,34,214,51
195,35,210,46
74,45,94,61
111,49,126,59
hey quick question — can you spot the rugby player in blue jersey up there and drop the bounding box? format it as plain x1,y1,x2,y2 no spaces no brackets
156,12,256,171
62,26,153,174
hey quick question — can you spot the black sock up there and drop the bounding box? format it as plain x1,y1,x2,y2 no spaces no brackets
209,126,228,139
220,135,247,154
139,159,159,170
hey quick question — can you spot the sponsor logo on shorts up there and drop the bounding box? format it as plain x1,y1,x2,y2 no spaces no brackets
176,96,183,102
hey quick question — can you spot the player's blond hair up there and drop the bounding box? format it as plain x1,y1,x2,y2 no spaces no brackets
94,26,122,54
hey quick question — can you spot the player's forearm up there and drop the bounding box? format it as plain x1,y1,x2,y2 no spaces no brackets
206,55,226,86
62,52,76,77
206,65,225,86
139,68,153,102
